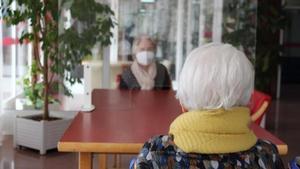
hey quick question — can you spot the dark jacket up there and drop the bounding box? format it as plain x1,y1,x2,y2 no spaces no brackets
119,63,171,90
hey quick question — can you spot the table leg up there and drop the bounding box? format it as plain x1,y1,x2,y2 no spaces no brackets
99,154,107,169
79,152,92,169
113,154,121,168
116,154,121,168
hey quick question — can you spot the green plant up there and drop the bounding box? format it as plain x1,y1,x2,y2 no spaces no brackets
223,0,287,93
1,0,115,120
22,61,45,109
255,0,286,93
222,0,257,63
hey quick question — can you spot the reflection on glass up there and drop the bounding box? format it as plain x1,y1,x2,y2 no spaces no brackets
118,0,178,79
223,0,257,60
1,17,29,100
117,0,257,83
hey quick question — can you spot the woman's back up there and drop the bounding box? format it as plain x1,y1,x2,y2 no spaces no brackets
133,43,284,169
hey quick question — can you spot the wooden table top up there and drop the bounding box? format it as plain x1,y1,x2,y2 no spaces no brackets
58,89,287,155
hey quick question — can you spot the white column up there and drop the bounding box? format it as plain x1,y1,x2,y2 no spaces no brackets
27,23,32,67
212,0,223,43
176,0,184,82
11,1,17,96
0,2,3,97
81,62,95,112
102,46,111,88
198,0,206,45
110,0,119,63
17,24,26,83
186,0,193,54
0,0,4,143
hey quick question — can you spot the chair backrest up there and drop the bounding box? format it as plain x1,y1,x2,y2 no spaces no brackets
248,90,271,127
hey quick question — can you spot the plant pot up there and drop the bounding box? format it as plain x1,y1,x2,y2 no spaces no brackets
13,115,72,155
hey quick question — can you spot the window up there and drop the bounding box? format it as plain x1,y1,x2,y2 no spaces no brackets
113,0,257,88
0,13,29,102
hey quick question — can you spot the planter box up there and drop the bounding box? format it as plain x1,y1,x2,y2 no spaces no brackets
2,94,77,135
14,115,72,155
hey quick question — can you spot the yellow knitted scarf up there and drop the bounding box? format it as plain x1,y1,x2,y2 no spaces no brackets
169,107,257,154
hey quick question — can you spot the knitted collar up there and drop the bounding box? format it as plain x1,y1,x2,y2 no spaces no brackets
131,61,157,90
169,107,257,154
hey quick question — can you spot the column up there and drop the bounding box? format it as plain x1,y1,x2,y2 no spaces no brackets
199,0,206,45
212,0,223,43
176,0,184,82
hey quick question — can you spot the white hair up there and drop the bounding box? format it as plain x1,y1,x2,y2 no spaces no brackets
132,35,156,55
176,43,254,110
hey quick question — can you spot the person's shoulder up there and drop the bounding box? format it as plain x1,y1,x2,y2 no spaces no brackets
156,62,167,69
248,139,285,168
141,135,175,151
255,139,280,154
156,62,169,74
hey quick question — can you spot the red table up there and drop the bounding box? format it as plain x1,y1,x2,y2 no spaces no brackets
58,89,287,169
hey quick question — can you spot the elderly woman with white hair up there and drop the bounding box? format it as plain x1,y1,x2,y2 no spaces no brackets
133,43,284,169
119,35,171,90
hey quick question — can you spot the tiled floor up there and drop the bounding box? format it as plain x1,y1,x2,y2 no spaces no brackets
0,136,135,169
0,136,77,169
1,84,300,169
266,84,300,167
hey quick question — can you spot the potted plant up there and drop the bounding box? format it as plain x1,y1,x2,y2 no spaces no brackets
1,0,115,154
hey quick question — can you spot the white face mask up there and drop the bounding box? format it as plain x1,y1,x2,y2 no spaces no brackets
136,51,155,66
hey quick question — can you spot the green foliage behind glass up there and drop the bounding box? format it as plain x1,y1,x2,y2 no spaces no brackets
222,0,287,93
255,0,286,93
223,0,257,62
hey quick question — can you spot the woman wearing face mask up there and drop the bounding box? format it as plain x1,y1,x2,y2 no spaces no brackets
119,35,172,90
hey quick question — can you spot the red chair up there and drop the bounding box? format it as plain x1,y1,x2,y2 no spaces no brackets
248,90,271,128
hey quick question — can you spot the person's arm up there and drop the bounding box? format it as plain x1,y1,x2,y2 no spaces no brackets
160,65,172,90
119,76,129,89
163,68,172,89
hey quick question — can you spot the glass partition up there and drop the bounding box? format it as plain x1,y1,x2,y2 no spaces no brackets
0,0,257,113
0,16,29,100
57,0,257,98
115,0,257,88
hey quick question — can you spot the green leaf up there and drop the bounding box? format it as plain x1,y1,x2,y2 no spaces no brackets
3,0,115,113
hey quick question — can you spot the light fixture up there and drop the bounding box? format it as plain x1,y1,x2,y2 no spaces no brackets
140,0,155,3
139,9,146,13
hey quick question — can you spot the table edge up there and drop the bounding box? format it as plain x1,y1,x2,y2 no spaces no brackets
58,141,143,154
58,141,287,155
277,144,288,155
